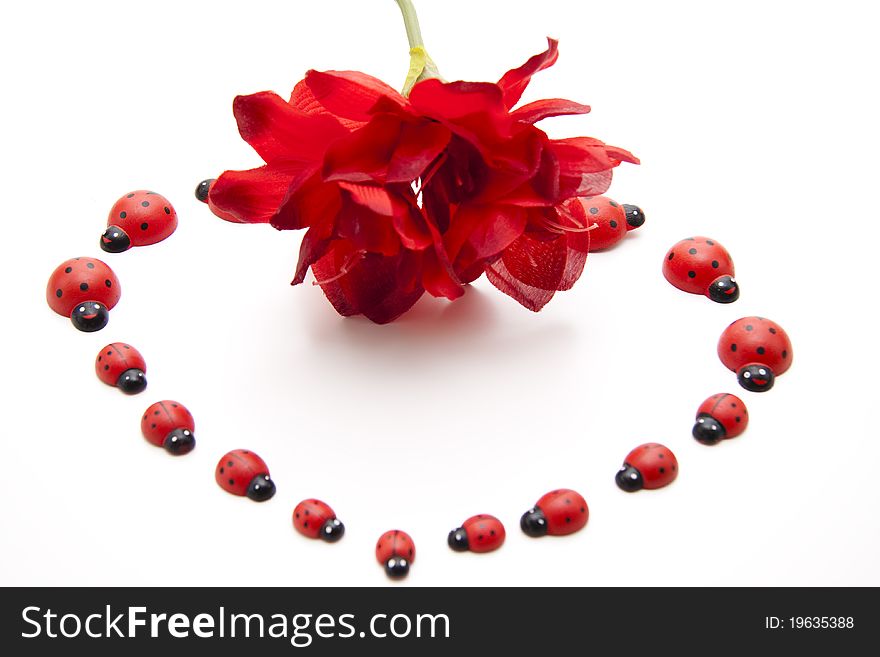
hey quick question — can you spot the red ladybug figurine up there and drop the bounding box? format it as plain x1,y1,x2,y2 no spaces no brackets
293,499,345,542
717,316,793,392
215,449,276,502
616,443,678,492
562,196,645,251
375,530,415,579
520,489,589,537
663,236,739,303
101,191,178,253
448,514,506,553
95,343,147,394
141,401,195,455
693,393,749,445
46,257,121,331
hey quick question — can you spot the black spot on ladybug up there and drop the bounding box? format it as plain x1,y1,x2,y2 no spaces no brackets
477,534,484,540
659,467,666,473
103,365,109,371
490,530,496,535
80,283,89,291
164,207,171,214
140,223,148,230
64,267,72,273
668,252,674,260
107,350,112,355
688,271,696,278
731,344,737,352
658,453,664,458
565,517,571,523
120,211,127,219
97,356,102,361
242,450,249,454
55,289,62,297
610,220,618,228
769,327,777,334
564,498,571,504
123,345,129,349
141,201,150,207
228,479,234,485
220,467,224,474
227,460,233,467
712,260,719,268
86,262,94,269
589,207,598,215
580,507,586,513
105,279,112,287
143,415,147,420
707,240,715,245
304,522,309,528
304,510,310,515
609,201,618,207
757,346,765,355
127,193,134,198
746,325,754,331
151,423,156,429
671,465,676,471
782,350,788,358
736,416,741,422
154,410,160,415
408,549,413,556
688,248,697,255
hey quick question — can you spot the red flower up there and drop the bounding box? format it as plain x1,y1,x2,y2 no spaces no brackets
207,39,637,322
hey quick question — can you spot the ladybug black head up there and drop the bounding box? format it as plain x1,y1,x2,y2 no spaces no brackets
448,527,469,551
615,464,644,492
737,363,775,392
622,204,645,229
70,301,109,332
320,518,345,543
519,507,548,537
384,556,410,579
100,226,131,253
246,474,276,502
195,179,215,203
163,428,196,456
708,275,740,304
116,368,147,395
693,413,726,445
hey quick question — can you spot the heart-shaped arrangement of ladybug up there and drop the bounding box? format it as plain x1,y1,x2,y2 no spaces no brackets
44,1,793,580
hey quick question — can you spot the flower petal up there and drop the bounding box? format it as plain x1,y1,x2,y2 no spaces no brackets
322,114,399,183
289,79,366,130
335,196,401,257
497,38,559,109
336,182,431,251
208,163,304,224
233,91,347,164
291,228,332,286
312,242,424,324
272,170,341,231
304,70,407,123
485,231,568,311
444,204,527,268
510,98,590,124
387,120,450,183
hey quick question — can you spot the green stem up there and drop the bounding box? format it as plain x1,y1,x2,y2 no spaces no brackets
394,0,425,50
394,0,443,95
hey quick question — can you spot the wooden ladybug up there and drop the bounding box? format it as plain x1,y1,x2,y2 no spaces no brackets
141,401,195,455
663,236,739,303
693,393,749,445
448,514,506,553
616,443,678,492
562,196,645,251
293,499,345,542
215,449,276,502
95,343,147,394
101,191,178,253
375,530,415,579
46,257,121,331
520,489,589,537
717,316,793,392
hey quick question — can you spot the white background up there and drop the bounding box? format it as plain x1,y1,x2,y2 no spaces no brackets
2,0,878,587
